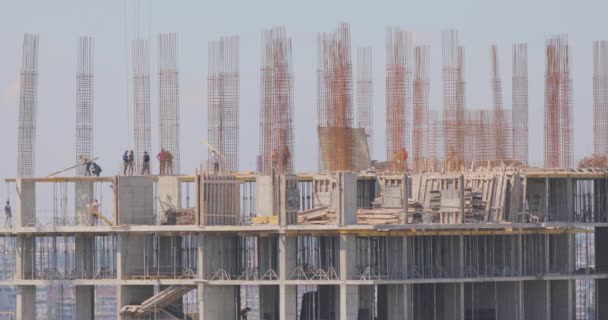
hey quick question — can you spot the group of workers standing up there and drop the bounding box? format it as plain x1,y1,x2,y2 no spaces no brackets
122,149,172,176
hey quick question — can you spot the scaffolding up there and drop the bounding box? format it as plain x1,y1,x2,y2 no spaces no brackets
357,47,373,157
385,27,412,169
412,45,429,171
593,40,608,155
158,33,181,175
512,43,529,165
545,34,573,168
132,38,152,175
208,36,240,172
75,36,94,177
259,26,295,174
17,33,39,178
316,22,354,172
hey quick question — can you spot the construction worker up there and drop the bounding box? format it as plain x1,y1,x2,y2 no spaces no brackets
80,155,92,176
211,150,220,174
122,151,129,175
401,147,409,172
90,200,100,226
157,149,166,175
281,146,291,174
128,150,135,176
166,150,174,175
141,151,151,175
4,201,12,228
91,162,102,176
271,149,278,172
240,307,251,320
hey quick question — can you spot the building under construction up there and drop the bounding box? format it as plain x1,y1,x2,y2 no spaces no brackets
3,25,608,320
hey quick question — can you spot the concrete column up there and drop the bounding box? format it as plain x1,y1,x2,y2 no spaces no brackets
15,236,33,280
200,284,236,320
116,234,124,280
523,280,550,320
157,176,181,224
279,285,297,320
75,181,94,225
437,283,463,320
75,285,95,320
16,285,35,320
256,175,276,217
339,284,358,320
339,235,356,280
278,235,296,281
75,236,94,278
338,173,357,226
16,179,35,227
596,227,608,272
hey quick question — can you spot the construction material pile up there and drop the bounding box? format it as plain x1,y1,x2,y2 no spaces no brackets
161,207,195,225
464,188,486,222
357,208,403,224
578,153,608,168
297,207,336,224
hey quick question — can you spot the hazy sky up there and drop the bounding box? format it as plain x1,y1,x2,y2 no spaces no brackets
0,0,606,201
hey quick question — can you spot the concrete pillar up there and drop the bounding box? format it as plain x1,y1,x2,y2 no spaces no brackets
278,236,296,280
338,173,357,226
200,284,236,320
496,281,523,320
158,235,182,277
16,179,35,227
437,283,463,320
339,235,356,280
75,181,94,225
75,236,94,278
260,285,278,320
279,285,297,320
75,285,95,320
117,177,154,224
15,236,33,279
157,176,181,224
16,285,35,320
339,284,358,320
523,280,550,320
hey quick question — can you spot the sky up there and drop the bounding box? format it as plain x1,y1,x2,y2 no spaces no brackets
0,0,606,202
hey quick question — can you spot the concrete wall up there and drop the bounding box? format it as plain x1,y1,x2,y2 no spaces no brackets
523,280,549,320
16,180,35,227
550,280,574,320
75,181,94,225
118,177,154,224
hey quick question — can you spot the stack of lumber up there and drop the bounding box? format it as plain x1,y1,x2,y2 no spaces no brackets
357,208,403,224
297,207,335,224
251,216,279,225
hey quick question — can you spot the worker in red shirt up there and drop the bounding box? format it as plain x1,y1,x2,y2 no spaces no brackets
401,147,408,172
